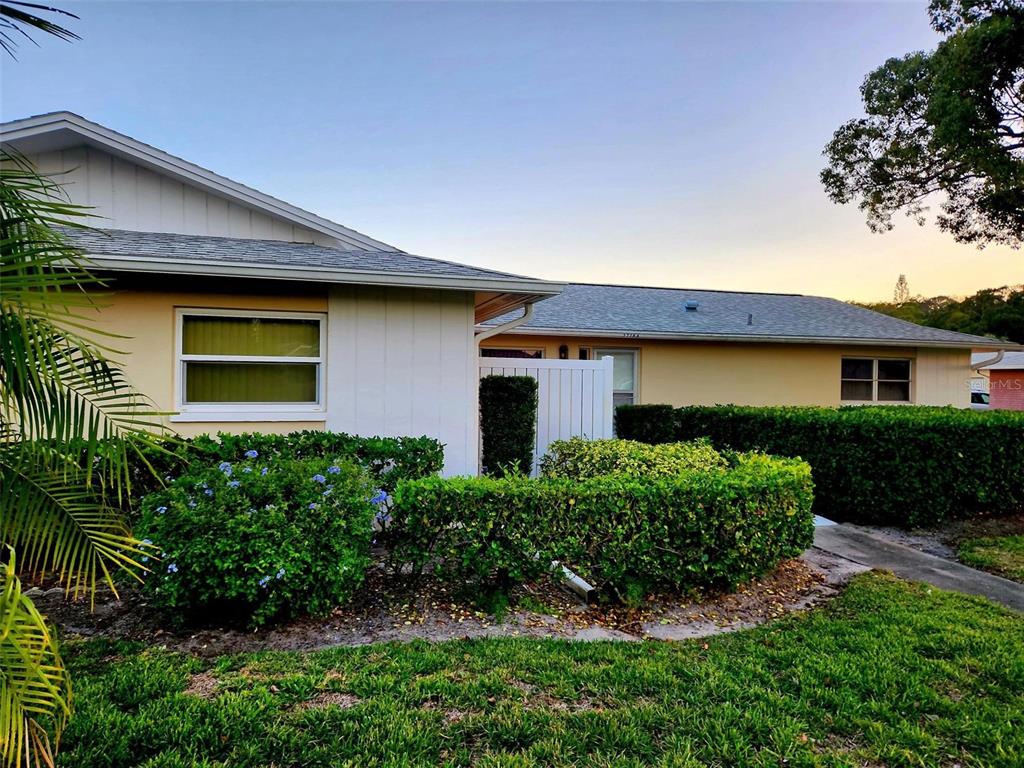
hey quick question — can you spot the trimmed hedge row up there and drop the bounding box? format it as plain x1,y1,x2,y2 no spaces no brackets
540,437,726,479
479,375,539,476
616,404,1024,527
391,452,814,602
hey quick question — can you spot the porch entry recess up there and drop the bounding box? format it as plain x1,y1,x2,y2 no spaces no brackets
478,356,615,476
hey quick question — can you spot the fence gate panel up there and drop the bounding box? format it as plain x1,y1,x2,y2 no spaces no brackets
478,356,615,475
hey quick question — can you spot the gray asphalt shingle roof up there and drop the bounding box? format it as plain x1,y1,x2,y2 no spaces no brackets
61,227,530,281
490,283,1008,348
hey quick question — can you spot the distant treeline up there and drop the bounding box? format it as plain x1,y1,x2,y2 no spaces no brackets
856,285,1024,344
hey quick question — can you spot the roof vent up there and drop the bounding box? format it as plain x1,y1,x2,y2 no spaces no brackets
683,300,699,312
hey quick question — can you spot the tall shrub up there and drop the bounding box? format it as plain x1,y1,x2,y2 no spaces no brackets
479,375,538,476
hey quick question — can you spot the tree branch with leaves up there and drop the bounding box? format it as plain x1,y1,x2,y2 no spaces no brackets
822,0,1024,248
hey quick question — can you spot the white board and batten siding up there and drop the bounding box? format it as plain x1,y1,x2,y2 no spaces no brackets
478,356,615,475
327,285,478,477
28,146,341,246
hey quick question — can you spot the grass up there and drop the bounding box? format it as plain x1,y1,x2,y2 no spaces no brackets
959,535,1024,583
58,573,1023,768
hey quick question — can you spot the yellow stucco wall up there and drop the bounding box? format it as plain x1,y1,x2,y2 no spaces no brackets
482,334,972,408
82,274,329,436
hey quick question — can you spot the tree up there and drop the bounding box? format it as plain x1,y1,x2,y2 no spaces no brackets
857,283,1024,342
822,0,1024,248
1,9,168,767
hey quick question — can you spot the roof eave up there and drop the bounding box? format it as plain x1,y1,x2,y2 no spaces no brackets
490,326,1018,350
86,254,565,296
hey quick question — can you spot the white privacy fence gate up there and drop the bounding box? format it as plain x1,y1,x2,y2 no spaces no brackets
478,356,615,475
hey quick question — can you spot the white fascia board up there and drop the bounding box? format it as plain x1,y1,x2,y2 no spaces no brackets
0,112,392,251
490,325,1018,351
87,253,565,296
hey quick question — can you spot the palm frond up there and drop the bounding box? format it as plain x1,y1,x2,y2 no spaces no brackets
0,2,79,58
1,445,156,602
0,549,70,768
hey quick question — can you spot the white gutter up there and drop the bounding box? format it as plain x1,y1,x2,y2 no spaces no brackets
474,303,535,345
972,350,1005,370
490,325,1020,351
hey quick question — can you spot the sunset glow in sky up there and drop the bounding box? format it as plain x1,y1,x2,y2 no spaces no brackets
2,1,1020,301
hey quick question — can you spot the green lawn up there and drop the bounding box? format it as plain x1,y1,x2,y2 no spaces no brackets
959,535,1024,583
60,573,1023,768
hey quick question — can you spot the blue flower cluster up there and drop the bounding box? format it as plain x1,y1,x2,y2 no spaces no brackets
258,567,286,588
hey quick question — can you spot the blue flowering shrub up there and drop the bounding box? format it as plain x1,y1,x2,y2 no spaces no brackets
138,455,378,627
187,431,444,494
100,430,444,521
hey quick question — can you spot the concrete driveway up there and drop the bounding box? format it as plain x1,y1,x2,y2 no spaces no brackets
813,523,1024,613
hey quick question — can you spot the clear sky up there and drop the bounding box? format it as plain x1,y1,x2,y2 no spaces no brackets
2,1,1020,301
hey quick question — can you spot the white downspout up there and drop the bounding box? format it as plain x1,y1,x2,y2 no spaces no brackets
474,302,535,345
972,350,1005,370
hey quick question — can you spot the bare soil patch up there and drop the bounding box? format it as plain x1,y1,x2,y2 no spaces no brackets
182,671,219,699
852,513,1024,560
296,692,361,710
31,554,852,655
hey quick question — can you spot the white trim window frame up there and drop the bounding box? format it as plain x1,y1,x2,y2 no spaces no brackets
172,307,327,423
594,347,639,407
840,357,913,404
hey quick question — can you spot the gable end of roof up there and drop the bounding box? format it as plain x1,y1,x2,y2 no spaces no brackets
0,111,395,251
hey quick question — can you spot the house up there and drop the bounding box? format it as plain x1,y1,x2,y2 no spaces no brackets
3,113,1017,478
972,352,1024,410
1,112,563,475
480,283,1019,409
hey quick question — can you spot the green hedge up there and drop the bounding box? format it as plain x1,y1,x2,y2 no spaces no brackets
540,437,726,479
479,375,538,477
138,456,377,628
616,404,1024,527
614,403,676,442
391,452,814,602
111,430,444,510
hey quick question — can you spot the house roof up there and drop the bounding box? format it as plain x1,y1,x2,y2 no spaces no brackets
485,282,1018,350
62,227,562,295
0,111,394,250
972,351,1024,370
1,112,563,302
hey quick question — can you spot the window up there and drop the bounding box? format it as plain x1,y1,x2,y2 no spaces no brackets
480,348,543,359
594,348,638,407
841,357,911,402
176,309,325,417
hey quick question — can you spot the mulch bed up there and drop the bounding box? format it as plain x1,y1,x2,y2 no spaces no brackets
29,555,844,656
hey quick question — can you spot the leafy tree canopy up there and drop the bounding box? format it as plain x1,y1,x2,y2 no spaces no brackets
856,282,1024,342
822,0,1024,248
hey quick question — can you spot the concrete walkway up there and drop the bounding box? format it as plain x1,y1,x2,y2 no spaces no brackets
814,524,1024,613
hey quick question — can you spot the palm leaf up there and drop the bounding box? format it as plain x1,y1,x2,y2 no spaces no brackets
0,550,70,768
0,2,79,58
